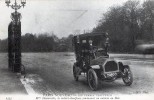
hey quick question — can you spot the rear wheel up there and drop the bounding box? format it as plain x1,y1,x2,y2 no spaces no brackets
88,68,99,91
73,63,79,81
122,65,133,86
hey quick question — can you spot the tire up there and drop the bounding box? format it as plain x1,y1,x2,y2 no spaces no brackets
122,65,133,86
73,63,79,81
88,68,99,91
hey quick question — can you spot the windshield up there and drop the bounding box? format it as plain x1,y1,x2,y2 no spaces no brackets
91,45,108,58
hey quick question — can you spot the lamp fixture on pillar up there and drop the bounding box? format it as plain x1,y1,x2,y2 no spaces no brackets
5,0,26,10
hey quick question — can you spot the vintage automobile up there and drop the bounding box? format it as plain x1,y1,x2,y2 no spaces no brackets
72,32,133,91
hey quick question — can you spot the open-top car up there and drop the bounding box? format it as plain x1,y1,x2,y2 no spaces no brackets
72,32,133,91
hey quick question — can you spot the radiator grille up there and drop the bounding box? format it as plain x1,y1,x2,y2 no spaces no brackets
104,61,118,72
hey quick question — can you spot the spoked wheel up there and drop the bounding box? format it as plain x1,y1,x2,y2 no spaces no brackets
122,65,133,86
73,63,79,81
88,68,99,91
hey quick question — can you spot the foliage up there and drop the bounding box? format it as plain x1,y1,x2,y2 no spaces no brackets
0,33,73,52
92,0,154,53
0,39,7,52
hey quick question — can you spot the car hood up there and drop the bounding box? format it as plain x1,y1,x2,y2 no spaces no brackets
90,56,112,66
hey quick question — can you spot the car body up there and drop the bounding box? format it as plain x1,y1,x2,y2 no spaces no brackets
72,32,133,90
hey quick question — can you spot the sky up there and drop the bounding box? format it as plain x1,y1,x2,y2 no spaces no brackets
0,0,144,39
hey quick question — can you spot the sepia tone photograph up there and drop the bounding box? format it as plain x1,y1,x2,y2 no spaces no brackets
0,0,154,100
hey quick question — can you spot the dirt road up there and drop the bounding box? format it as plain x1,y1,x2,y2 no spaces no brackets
20,52,154,95
0,52,154,97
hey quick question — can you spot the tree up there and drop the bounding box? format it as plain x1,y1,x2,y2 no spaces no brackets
141,0,154,40
92,0,142,53
123,0,141,51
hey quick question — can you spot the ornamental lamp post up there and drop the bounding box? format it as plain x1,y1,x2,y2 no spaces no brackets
6,0,26,73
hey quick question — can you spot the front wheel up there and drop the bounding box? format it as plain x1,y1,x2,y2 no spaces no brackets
122,65,133,86
88,69,99,91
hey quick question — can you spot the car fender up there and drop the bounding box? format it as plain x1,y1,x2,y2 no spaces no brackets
116,60,131,65
91,65,100,69
121,61,131,65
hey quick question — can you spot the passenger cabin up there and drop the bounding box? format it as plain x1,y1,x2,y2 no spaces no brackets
73,32,109,61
